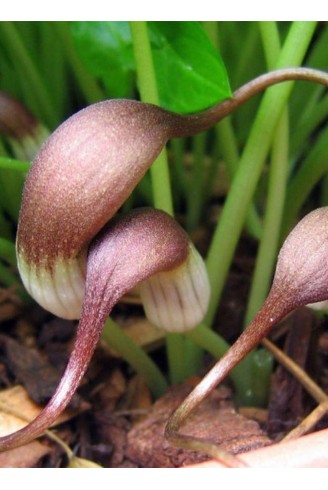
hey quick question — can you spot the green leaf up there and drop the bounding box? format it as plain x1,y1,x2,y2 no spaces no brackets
71,21,231,113
148,21,231,113
70,21,135,99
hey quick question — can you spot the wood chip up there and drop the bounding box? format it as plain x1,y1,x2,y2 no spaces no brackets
0,440,51,468
126,379,272,467
268,307,315,435
0,385,89,437
0,333,83,408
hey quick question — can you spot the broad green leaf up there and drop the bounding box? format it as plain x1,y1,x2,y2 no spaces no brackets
148,21,231,112
70,22,135,99
71,21,231,113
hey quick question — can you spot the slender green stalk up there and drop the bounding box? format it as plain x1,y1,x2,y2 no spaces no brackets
259,21,281,68
242,114,288,397
170,138,188,209
0,139,8,156
185,325,245,393
321,172,328,206
246,348,274,407
0,173,24,221
54,22,105,105
130,21,190,384
40,22,67,120
203,132,223,203
207,22,262,240
202,21,219,49
0,261,18,288
185,321,272,406
244,21,289,324
289,25,328,155
215,118,263,240
281,125,328,237
129,21,173,215
215,118,238,174
233,23,262,89
0,22,58,127
102,318,168,397
290,92,328,161
0,238,16,266
0,157,29,172
186,133,207,232
211,23,263,240
0,147,13,241
0,211,12,240
204,22,317,329
0,159,28,221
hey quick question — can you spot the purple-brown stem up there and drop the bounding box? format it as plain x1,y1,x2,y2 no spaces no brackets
0,208,192,450
166,67,328,137
0,91,38,139
0,298,110,451
166,206,328,451
165,285,294,444
17,68,328,272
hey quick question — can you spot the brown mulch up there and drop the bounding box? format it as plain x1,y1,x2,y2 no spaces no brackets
0,254,328,467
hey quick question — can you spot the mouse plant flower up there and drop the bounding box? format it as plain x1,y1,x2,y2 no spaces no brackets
0,91,49,160
166,207,328,455
15,68,328,322
1,95,219,451
2,67,328,452
0,206,209,450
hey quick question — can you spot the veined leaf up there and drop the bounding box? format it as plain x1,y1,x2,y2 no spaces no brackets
71,21,231,113
149,21,231,112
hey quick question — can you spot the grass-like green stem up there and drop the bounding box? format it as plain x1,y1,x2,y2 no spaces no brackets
0,157,29,172
1,22,58,127
0,238,16,266
102,317,168,398
204,22,317,330
244,21,289,324
281,125,328,237
54,22,105,105
129,21,174,215
130,21,203,384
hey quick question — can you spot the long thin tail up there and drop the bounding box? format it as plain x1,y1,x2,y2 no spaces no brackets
168,67,328,138
0,307,107,451
166,288,292,439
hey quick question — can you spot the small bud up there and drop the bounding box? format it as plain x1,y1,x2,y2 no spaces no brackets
166,207,328,455
138,243,210,332
168,207,328,428
0,92,49,160
234,207,328,370
87,208,210,333
273,207,328,308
